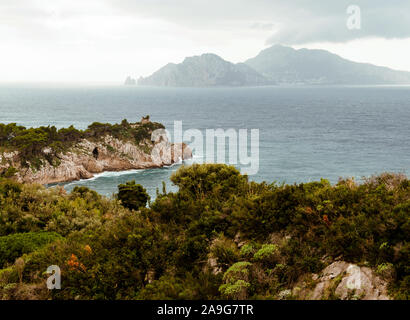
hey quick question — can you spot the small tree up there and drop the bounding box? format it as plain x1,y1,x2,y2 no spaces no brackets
117,181,150,210
219,262,252,299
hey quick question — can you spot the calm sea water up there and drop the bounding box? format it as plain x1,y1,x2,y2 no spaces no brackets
0,84,409,198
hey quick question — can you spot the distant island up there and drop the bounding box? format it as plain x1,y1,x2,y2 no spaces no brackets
133,44,410,87
124,76,136,85
137,53,270,87
0,117,191,185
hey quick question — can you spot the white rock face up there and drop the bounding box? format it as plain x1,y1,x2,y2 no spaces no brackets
0,151,18,162
0,135,192,185
308,261,390,300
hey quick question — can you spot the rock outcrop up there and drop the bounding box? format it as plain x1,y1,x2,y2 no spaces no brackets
0,130,192,185
293,261,390,300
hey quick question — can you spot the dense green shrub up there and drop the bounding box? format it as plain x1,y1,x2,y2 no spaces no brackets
0,167,17,178
0,164,408,300
209,234,241,269
117,181,150,210
219,262,252,299
0,183,127,237
253,244,279,265
0,232,62,268
170,163,248,200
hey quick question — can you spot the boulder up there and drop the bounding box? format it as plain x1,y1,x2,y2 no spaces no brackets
306,261,390,300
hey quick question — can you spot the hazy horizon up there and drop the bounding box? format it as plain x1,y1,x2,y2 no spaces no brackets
1,0,410,82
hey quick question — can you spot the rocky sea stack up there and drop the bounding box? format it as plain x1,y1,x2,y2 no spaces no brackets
0,117,192,185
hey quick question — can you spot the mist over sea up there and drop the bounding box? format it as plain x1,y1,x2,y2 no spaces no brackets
1,84,409,199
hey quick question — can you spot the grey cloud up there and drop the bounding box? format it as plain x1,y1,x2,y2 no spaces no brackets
106,0,410,44
250,23,275,31
2,0,409,45
266,1,410,44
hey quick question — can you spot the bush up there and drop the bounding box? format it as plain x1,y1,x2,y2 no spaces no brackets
170,163,248,200
253,244,279,265
209,234,240,269
117,181,150,210
0,167,17,178
219,262,252,299
0,232,62,268
0,165,408,300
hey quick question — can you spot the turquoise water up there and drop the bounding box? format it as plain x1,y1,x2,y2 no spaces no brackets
1,84,409,198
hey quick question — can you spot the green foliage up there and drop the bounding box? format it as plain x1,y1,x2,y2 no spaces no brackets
0,183,127,237
0,167,17,178
219,280,251,299
219,262,252,299
253,244,279,264
137,275,196,300
209,234,241,269
0,267,18,285
137,273,220,300
0,165,408,300
0,179,22,197
376,262,395,280
240,243,256,259
170,163,248,200
0,232,62,268
117,181,150,210
223,262,252,283
84,120,164,145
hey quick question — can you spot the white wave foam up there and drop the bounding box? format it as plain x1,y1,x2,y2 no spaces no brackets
63,169,144,187
63,159,195,187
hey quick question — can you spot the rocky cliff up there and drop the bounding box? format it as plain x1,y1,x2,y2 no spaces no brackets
0,119,192,185
138,53,270,87
290,261,390,300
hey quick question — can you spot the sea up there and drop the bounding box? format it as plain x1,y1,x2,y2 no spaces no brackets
0,84,409,199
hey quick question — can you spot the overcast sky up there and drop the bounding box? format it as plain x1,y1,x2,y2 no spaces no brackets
1,0,410,83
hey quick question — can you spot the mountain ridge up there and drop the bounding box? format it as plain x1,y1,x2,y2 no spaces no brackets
138,53,270,87
244,44,410,85
135,45,410,87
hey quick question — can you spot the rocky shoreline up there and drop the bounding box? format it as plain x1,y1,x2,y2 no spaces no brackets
0,120,192,185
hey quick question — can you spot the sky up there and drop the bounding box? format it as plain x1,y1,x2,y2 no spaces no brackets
1,0,410,83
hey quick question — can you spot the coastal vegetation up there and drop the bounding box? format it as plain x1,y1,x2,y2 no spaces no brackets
0,164,408,300
0,118,164,171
